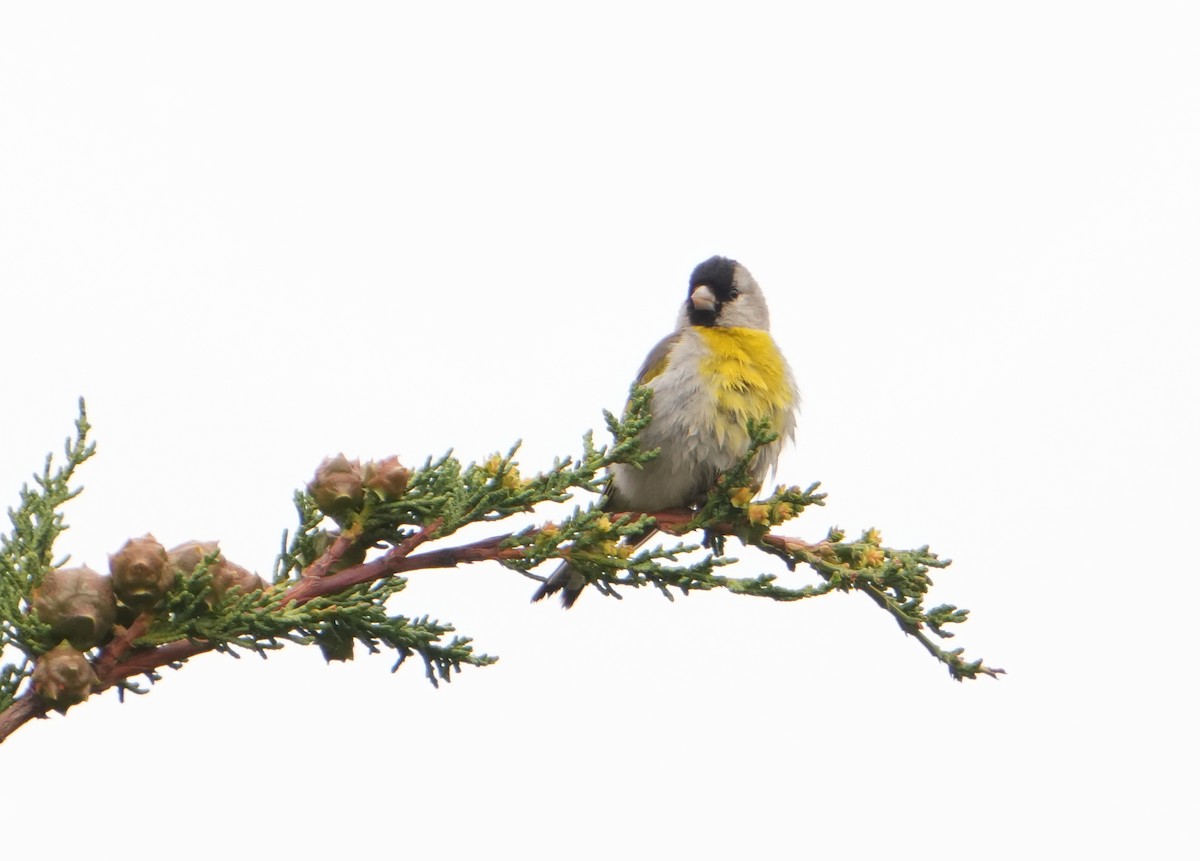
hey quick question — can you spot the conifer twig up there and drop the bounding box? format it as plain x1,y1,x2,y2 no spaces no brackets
1,393,1001,746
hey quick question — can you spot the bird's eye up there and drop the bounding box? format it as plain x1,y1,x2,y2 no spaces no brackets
728,288,740,299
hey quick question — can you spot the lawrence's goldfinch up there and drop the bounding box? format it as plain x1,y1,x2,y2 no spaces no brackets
533,255,799,607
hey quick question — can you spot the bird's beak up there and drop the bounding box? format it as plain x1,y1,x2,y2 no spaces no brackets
690,284,717,312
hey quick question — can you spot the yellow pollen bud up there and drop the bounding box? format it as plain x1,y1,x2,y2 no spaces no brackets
748,504,771,526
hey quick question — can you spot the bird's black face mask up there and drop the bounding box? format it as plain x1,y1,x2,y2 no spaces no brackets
686,255,738,327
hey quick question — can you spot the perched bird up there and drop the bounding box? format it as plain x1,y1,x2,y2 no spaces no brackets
533,255,799,607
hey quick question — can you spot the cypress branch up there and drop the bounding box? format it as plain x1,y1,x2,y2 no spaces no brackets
0,391,1001,745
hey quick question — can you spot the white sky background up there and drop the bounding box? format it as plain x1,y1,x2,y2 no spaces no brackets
1,2,1197,857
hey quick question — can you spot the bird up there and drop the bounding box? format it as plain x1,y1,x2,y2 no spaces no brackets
532,255,799,607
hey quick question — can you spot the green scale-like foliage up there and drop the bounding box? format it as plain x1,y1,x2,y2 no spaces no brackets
1,391,1001,741
0,402,94,711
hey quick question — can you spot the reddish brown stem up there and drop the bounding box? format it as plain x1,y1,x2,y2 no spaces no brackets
91,612,154,679
0,512,791,744
299,527,362,581
1,520,445,743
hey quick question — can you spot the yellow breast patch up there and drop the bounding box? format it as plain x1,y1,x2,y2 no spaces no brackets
695,327,792,434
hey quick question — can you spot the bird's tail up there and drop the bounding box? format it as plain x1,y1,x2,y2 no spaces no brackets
531,527,660,608
531,560,588,608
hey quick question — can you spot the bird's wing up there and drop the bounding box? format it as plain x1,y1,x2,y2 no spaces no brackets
634,331,682,386
602,331,682,504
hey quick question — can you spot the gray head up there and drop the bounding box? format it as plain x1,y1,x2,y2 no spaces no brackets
679,255,771,331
